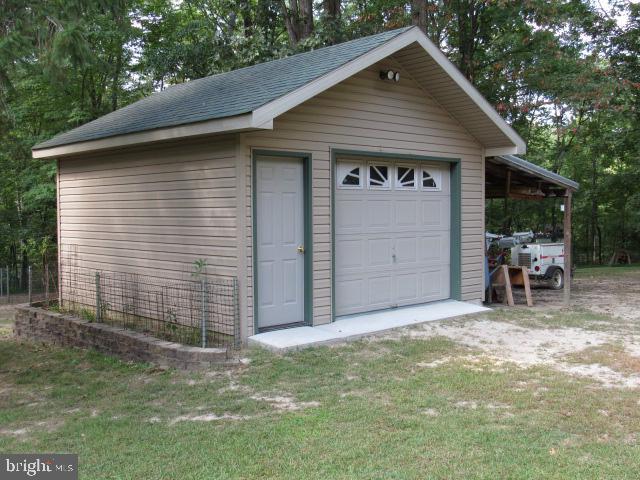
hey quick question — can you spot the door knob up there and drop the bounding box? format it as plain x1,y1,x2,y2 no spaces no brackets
297,245,305,254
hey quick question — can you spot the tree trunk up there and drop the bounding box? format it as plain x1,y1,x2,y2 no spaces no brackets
281,0,314,45
21,244,28,291
551,199,557,240
300,0,313,39
239,0,253,37
111,48,122,111
590,156,598,264
452,0,481,82
411,0,427,33
323,0,340,21
621,196,627,248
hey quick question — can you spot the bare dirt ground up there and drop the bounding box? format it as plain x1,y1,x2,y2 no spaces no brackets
384,268,640,388
518,270,640,321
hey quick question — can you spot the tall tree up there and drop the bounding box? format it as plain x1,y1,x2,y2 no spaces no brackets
280,0,314,45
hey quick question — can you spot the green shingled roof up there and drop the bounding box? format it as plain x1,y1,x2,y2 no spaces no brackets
34,27,412,150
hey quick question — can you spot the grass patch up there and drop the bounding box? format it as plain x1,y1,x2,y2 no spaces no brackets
0,306,15,338
575,264,640,278
2,332,640,478
566,344,640,376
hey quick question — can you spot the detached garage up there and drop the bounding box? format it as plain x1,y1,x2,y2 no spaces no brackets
33,26,526,344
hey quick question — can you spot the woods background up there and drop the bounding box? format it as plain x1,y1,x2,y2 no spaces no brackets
0,0,638,279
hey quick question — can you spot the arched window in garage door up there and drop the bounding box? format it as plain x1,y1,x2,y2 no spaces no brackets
337,163,363,188
421,169,442,191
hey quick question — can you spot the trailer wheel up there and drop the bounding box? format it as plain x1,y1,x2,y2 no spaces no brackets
550,268,564,290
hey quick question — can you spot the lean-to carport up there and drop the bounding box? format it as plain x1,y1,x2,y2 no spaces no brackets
485,155,579,304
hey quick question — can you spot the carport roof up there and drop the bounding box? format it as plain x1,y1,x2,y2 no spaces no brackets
486,155,578,199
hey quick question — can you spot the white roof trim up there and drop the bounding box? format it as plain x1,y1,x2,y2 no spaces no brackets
254,27,525,154
32,113,273,159
485,146,521,157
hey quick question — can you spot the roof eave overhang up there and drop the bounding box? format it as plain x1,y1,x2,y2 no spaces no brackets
253,27,526,155
32,113,273,159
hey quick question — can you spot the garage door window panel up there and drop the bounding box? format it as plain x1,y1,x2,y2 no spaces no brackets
337,163,363,189
421,169,442,191
395,165,417,190
368,164,390,189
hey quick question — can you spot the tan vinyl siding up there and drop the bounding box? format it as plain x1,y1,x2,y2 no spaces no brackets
58,136,238,284
243,60,485,332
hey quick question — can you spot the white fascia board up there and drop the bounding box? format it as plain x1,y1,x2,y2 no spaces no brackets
485,146,521,157
253,27,526,155
32,113,272,159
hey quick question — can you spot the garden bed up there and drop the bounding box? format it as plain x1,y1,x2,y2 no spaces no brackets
13,302,235,370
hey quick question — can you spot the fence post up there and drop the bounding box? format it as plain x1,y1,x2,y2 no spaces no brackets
28,266,32,305
233,277,240,349
6,266,9,304
0,268,3,299
95,272,101,322
44,264,49,307
201,279,207,349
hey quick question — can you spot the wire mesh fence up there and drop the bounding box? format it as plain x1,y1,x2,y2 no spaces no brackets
56,246,240,349
0,264,58,305
58,266,239,348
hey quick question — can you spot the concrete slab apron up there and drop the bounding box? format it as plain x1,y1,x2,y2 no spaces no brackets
248,300,489,352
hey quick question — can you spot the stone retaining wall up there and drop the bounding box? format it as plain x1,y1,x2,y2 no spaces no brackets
14,304,233,370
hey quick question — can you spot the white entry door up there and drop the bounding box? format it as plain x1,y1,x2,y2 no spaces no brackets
335,159,451,317
256,156,305,329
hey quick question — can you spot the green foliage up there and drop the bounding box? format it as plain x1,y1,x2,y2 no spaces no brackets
191,258,208,279
0,0,637,269
78,307,96,322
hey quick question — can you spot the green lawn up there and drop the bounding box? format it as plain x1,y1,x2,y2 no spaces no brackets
2,314,640,479
575,264,640,278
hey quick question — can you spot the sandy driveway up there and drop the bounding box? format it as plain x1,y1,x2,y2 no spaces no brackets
385,269,640,388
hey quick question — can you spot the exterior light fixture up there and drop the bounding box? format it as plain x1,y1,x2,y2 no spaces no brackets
380,70,400,82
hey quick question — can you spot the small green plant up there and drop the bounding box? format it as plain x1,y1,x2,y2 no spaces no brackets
192,258,208,279
47,304,63,313
78,308,96,322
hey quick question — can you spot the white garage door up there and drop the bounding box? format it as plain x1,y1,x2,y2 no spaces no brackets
335,159,451,317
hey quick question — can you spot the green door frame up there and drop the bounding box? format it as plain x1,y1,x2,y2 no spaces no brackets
252,150,313,333
330,148,462,321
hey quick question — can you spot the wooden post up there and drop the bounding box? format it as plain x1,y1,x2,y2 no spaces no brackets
563,190,573,306
521,267,533,307
504,170,511,230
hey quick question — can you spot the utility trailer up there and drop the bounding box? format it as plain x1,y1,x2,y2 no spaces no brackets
510,242,565,289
